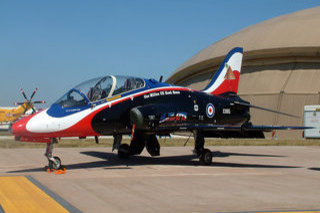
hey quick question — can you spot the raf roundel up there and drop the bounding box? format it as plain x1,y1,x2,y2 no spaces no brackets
206,103,215,118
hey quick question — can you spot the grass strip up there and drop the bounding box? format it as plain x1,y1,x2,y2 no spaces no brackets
0,137,320,149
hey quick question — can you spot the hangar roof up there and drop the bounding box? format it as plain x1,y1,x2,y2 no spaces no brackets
167,6,320,84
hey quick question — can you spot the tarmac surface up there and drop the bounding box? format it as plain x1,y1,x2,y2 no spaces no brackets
0,146,319,213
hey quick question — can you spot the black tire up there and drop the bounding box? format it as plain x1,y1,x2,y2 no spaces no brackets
48,156,62,170
199,149,212,165
145,134,160,156
118,143,130,158
129,131,145,155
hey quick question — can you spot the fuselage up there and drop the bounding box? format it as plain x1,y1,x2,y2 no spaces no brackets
11,75,250,142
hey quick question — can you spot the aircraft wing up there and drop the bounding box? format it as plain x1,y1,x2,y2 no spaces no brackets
239,125,312,131
156,123,312,132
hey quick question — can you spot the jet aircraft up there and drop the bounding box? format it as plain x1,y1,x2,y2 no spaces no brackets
11,47,309,170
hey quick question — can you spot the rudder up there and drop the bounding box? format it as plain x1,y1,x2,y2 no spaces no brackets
202,47,243,95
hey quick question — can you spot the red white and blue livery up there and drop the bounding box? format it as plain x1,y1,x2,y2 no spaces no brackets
11,47,309,169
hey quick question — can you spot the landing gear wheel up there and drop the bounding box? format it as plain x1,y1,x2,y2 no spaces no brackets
48,156,62,170
118,144,130,158
199,149,212,166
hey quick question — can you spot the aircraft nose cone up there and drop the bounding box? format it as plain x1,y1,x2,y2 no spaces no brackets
11,119,27,136
11,114,34,136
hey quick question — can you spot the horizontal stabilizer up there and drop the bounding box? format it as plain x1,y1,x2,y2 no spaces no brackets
233,101,299,118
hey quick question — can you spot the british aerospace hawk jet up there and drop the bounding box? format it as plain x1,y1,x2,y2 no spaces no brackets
11,47,308,170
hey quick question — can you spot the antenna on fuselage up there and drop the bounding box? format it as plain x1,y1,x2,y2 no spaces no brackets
159,76,163,82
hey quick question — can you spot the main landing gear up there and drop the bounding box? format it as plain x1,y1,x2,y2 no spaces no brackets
193,131,213,165
113,132,160,158
112,134,131,158
45,138,63,170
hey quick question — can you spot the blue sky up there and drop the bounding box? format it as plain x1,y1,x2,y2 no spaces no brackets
0,0,319,107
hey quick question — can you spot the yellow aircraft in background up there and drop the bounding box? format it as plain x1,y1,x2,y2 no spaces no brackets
0,88,45,123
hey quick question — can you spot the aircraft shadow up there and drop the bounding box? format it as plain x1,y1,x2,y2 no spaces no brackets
93,151,296,169
7,151,297,173
211,151,285,158
309,167,320,171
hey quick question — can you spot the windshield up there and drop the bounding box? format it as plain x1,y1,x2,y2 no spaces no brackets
55,89,88,108
54,75,145,107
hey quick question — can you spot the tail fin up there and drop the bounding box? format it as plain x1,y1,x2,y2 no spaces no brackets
202,47,243,95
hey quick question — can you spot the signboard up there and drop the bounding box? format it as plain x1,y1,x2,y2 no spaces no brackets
304,105,320,138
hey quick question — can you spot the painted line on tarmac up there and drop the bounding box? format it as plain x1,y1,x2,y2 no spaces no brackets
0,176,69,212
26,176,81,213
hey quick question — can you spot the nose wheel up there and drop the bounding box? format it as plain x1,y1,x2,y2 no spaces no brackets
48,156,62,170
45,138,63,170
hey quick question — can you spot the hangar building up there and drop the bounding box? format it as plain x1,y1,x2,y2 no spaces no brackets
166,7,320,139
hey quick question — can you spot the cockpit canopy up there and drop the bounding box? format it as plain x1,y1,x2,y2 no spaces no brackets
55,75,145,108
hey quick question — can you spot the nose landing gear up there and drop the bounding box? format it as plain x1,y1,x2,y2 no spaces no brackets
48,156,62,170
45,138,65,172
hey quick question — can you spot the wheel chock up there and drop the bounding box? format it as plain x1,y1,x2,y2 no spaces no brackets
45,166,67,174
